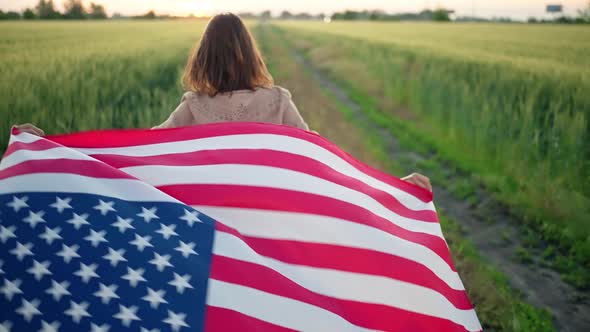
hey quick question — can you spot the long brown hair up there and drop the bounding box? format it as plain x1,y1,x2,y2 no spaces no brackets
183,13,274,96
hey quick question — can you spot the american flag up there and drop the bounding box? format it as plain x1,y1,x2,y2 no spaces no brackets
0,123,481,332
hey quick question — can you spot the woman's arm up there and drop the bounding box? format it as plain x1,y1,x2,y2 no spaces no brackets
279,88,310,131
152,100,195,129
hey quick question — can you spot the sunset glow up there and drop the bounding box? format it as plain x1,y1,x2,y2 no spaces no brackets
0,0,587,19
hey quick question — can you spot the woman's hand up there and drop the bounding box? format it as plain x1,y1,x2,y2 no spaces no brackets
402,172,432,192
12,123,45,136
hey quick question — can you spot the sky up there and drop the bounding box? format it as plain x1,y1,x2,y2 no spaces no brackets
0,0,587,20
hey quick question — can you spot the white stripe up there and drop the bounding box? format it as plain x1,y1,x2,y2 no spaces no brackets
0,173,178,203
0,147,92,170
207,279,376,332
123,164,442,237
196,206,463,290
214,232,482,331
72,134,434,212
9,132,42,144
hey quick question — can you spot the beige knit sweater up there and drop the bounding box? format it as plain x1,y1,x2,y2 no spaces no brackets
154,86,309,130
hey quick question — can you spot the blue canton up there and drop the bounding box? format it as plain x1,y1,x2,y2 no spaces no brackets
0,193,215,332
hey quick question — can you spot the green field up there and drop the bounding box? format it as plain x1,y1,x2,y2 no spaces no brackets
0,21,205,138
274,21,590,289
1,20,589,331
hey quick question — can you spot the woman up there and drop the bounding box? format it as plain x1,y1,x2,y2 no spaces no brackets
13,13,431,191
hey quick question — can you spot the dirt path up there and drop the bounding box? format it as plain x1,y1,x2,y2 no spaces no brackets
290,51,590,332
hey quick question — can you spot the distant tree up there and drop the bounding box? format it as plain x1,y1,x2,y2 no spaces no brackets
555,16,575,24
340,10,360,20
143,10,157,19
432,9,451,21
369,10,386,20
237,12,256,19
23,8,37,19
294,12,312,20
578,1,590,22
527,17,538,23
36,0,61,19
260,10,272,19
280,11,293,19
63,0,87,19
1,11,22,19
88,2,107,19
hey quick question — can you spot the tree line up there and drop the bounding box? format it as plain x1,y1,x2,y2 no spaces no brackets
330,2,590,24
1,0,589,23
0,0,106,20
0,0,162,20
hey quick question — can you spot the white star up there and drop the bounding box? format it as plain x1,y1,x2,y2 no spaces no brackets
6,196,28,212
74,263,99,283
45,280,71,301
94,283,119,304
163,310,189,332
66,213,89,230
23,210,45,228
129,234,153,252
84,229,108,247
121,267,146,287
174,241,198,258
0,278,23,301
113,304,140,327
103,248,127,267
156,224,178,240
39,226,62,245
168,273,193,294
0,225,17,244
16,298,42,322
90,323,110,332
142,288,168,309
140,328,159,332
64,301,91,323
93,200,116,216
137,207,159,223
39,320,60,332
10,242,34,261
27,260,52,281
0,321,12,332
112,216,134,234
179,209,201,227
149,253,173,272
50,197,72,213
56,244,80,263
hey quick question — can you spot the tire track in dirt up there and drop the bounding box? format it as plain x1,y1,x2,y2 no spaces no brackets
288,47,590,332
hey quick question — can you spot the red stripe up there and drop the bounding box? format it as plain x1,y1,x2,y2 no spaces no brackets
164,184,455,270
91,149,437,222
232,235,471,309
43,122,432,202
205,306,296,332
0,159,134,180
210,254,471,332
3,139,61,158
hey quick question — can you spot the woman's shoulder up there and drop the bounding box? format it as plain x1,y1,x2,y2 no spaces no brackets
253,86,292,101
181,90,203,102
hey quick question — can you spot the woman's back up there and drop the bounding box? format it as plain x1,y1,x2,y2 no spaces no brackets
154,86,308,129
